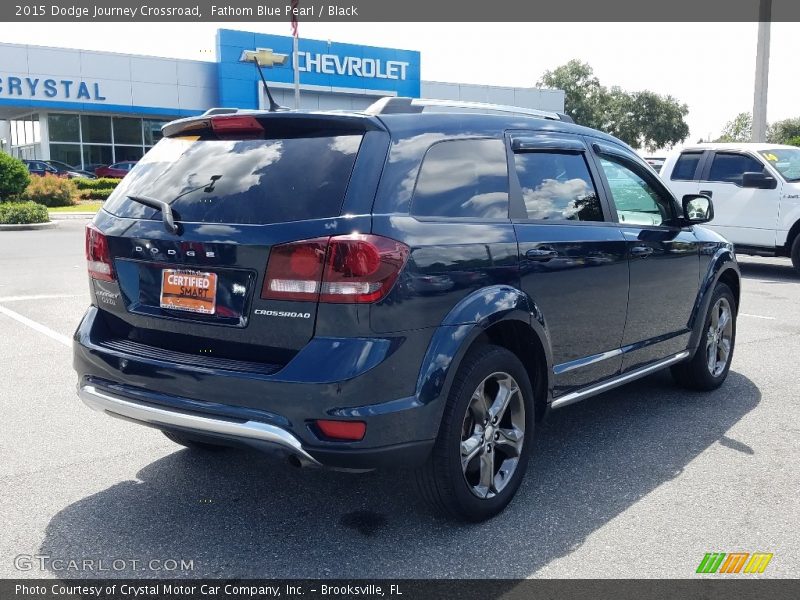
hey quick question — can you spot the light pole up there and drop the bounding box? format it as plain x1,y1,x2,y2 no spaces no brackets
751,0,772,142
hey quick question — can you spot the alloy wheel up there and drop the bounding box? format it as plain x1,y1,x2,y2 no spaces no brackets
706,297,733,377
460,371,525,499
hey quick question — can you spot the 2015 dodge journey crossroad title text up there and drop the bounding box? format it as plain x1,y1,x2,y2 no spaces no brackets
73,97,740,521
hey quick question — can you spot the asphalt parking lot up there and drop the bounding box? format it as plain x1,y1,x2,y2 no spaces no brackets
0,218,798,579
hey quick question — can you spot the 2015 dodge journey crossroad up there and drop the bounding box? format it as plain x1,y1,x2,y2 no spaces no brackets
73,97,740,521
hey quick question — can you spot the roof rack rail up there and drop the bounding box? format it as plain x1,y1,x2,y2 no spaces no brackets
202,107,241,116
365,97,574,123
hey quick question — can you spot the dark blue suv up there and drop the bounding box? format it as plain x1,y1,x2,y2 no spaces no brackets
74,98,740,521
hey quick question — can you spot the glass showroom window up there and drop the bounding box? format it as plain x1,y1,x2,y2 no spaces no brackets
10,114,42,160
44,113,170,169
113,116,144,162
48,113,82,167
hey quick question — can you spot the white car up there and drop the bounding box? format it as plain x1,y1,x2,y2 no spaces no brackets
661,143,800,272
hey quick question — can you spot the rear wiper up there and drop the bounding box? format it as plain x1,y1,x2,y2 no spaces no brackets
128,195,179,234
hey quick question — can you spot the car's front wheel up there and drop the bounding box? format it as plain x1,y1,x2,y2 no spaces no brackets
672,282,737,391
414,344,535,521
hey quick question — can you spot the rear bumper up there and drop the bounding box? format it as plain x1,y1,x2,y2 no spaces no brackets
78,383,322,466
73,306,441,469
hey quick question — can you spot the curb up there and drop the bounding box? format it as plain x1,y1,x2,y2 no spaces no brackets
48,212,96,220
0,221,59,231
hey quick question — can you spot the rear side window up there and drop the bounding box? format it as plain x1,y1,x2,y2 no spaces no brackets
514,151,603,221
671,152,703,180
104,134,363,225
707,153,765,185
411,139,509,219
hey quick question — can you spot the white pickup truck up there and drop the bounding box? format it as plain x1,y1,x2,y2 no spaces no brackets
661,143,800,273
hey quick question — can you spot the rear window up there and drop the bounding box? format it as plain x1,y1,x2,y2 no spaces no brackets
103,134,363,225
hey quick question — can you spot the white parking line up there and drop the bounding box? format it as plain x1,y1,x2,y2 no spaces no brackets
740,313,777,320
0,294,83,302
0,304,72,347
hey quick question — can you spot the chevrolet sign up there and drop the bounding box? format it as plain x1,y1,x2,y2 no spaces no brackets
296,52,409,81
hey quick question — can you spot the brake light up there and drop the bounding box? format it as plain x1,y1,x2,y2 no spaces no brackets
210,115,264,135
85,224,115,282
315,420,366,441
261,234,409,303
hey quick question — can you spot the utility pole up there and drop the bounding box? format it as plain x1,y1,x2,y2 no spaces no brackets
292,0,300,109
752,0,771,142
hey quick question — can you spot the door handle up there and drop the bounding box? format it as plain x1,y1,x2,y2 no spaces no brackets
525,248,558,261
630,245,654,258
699,190,713,198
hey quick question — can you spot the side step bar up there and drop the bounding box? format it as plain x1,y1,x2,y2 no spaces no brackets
78,384,321,466
551,351,690,410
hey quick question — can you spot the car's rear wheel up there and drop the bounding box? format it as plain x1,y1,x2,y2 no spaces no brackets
162,430,228,451
671,283,736,391
414,344,535,521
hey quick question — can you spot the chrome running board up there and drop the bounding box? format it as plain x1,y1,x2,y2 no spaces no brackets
78,384,321,466
550,351,691,410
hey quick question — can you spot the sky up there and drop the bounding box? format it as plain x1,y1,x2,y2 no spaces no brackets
3,22,799,148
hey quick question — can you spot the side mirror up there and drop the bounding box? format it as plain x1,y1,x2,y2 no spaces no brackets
682,194,714,224
742,171,777,189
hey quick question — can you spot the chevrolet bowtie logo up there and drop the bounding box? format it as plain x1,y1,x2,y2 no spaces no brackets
239,48,289,68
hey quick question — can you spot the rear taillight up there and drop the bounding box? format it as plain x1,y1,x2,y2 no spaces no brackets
261,234,409,304
85,224,115,282
261,238,328,301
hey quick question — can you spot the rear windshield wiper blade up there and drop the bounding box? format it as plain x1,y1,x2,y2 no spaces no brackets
128,195,179,234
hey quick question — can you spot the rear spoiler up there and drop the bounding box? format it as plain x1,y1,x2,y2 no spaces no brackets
162,111,386,138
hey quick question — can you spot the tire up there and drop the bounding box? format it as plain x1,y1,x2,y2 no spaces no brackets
791,235,800,274
162,430,228,451
414,344,535,521
671,283,736,391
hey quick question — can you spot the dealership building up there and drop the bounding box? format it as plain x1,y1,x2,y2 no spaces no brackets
0,28,565,168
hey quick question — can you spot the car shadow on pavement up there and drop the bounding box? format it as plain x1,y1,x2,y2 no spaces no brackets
738,259,798,282
40,370,760,579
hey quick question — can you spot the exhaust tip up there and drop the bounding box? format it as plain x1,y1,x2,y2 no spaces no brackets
287,454,303,468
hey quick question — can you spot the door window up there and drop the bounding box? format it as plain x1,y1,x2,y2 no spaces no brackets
671,152,703,181
707,153,765,185
513,151,603,221
598,155,673,226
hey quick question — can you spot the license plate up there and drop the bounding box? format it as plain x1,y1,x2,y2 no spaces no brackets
160,269,217,314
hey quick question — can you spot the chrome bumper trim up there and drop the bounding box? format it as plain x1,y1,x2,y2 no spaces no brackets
551,351,691,410
78,384,321,466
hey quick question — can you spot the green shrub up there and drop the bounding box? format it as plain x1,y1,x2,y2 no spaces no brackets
74,177,119,191
20,174,77,207
78,188,113,201
0,153,31,200
0,201,49,224
786,136,800,148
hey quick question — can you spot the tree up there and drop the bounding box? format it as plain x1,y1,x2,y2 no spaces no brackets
538,60,689,152
767,117,800,144
537,60,606,130
0,153,30,201
715,112,752,142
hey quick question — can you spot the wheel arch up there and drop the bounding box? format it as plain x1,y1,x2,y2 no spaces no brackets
415,285,553,438
688,248,741,351
785,218,800,254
